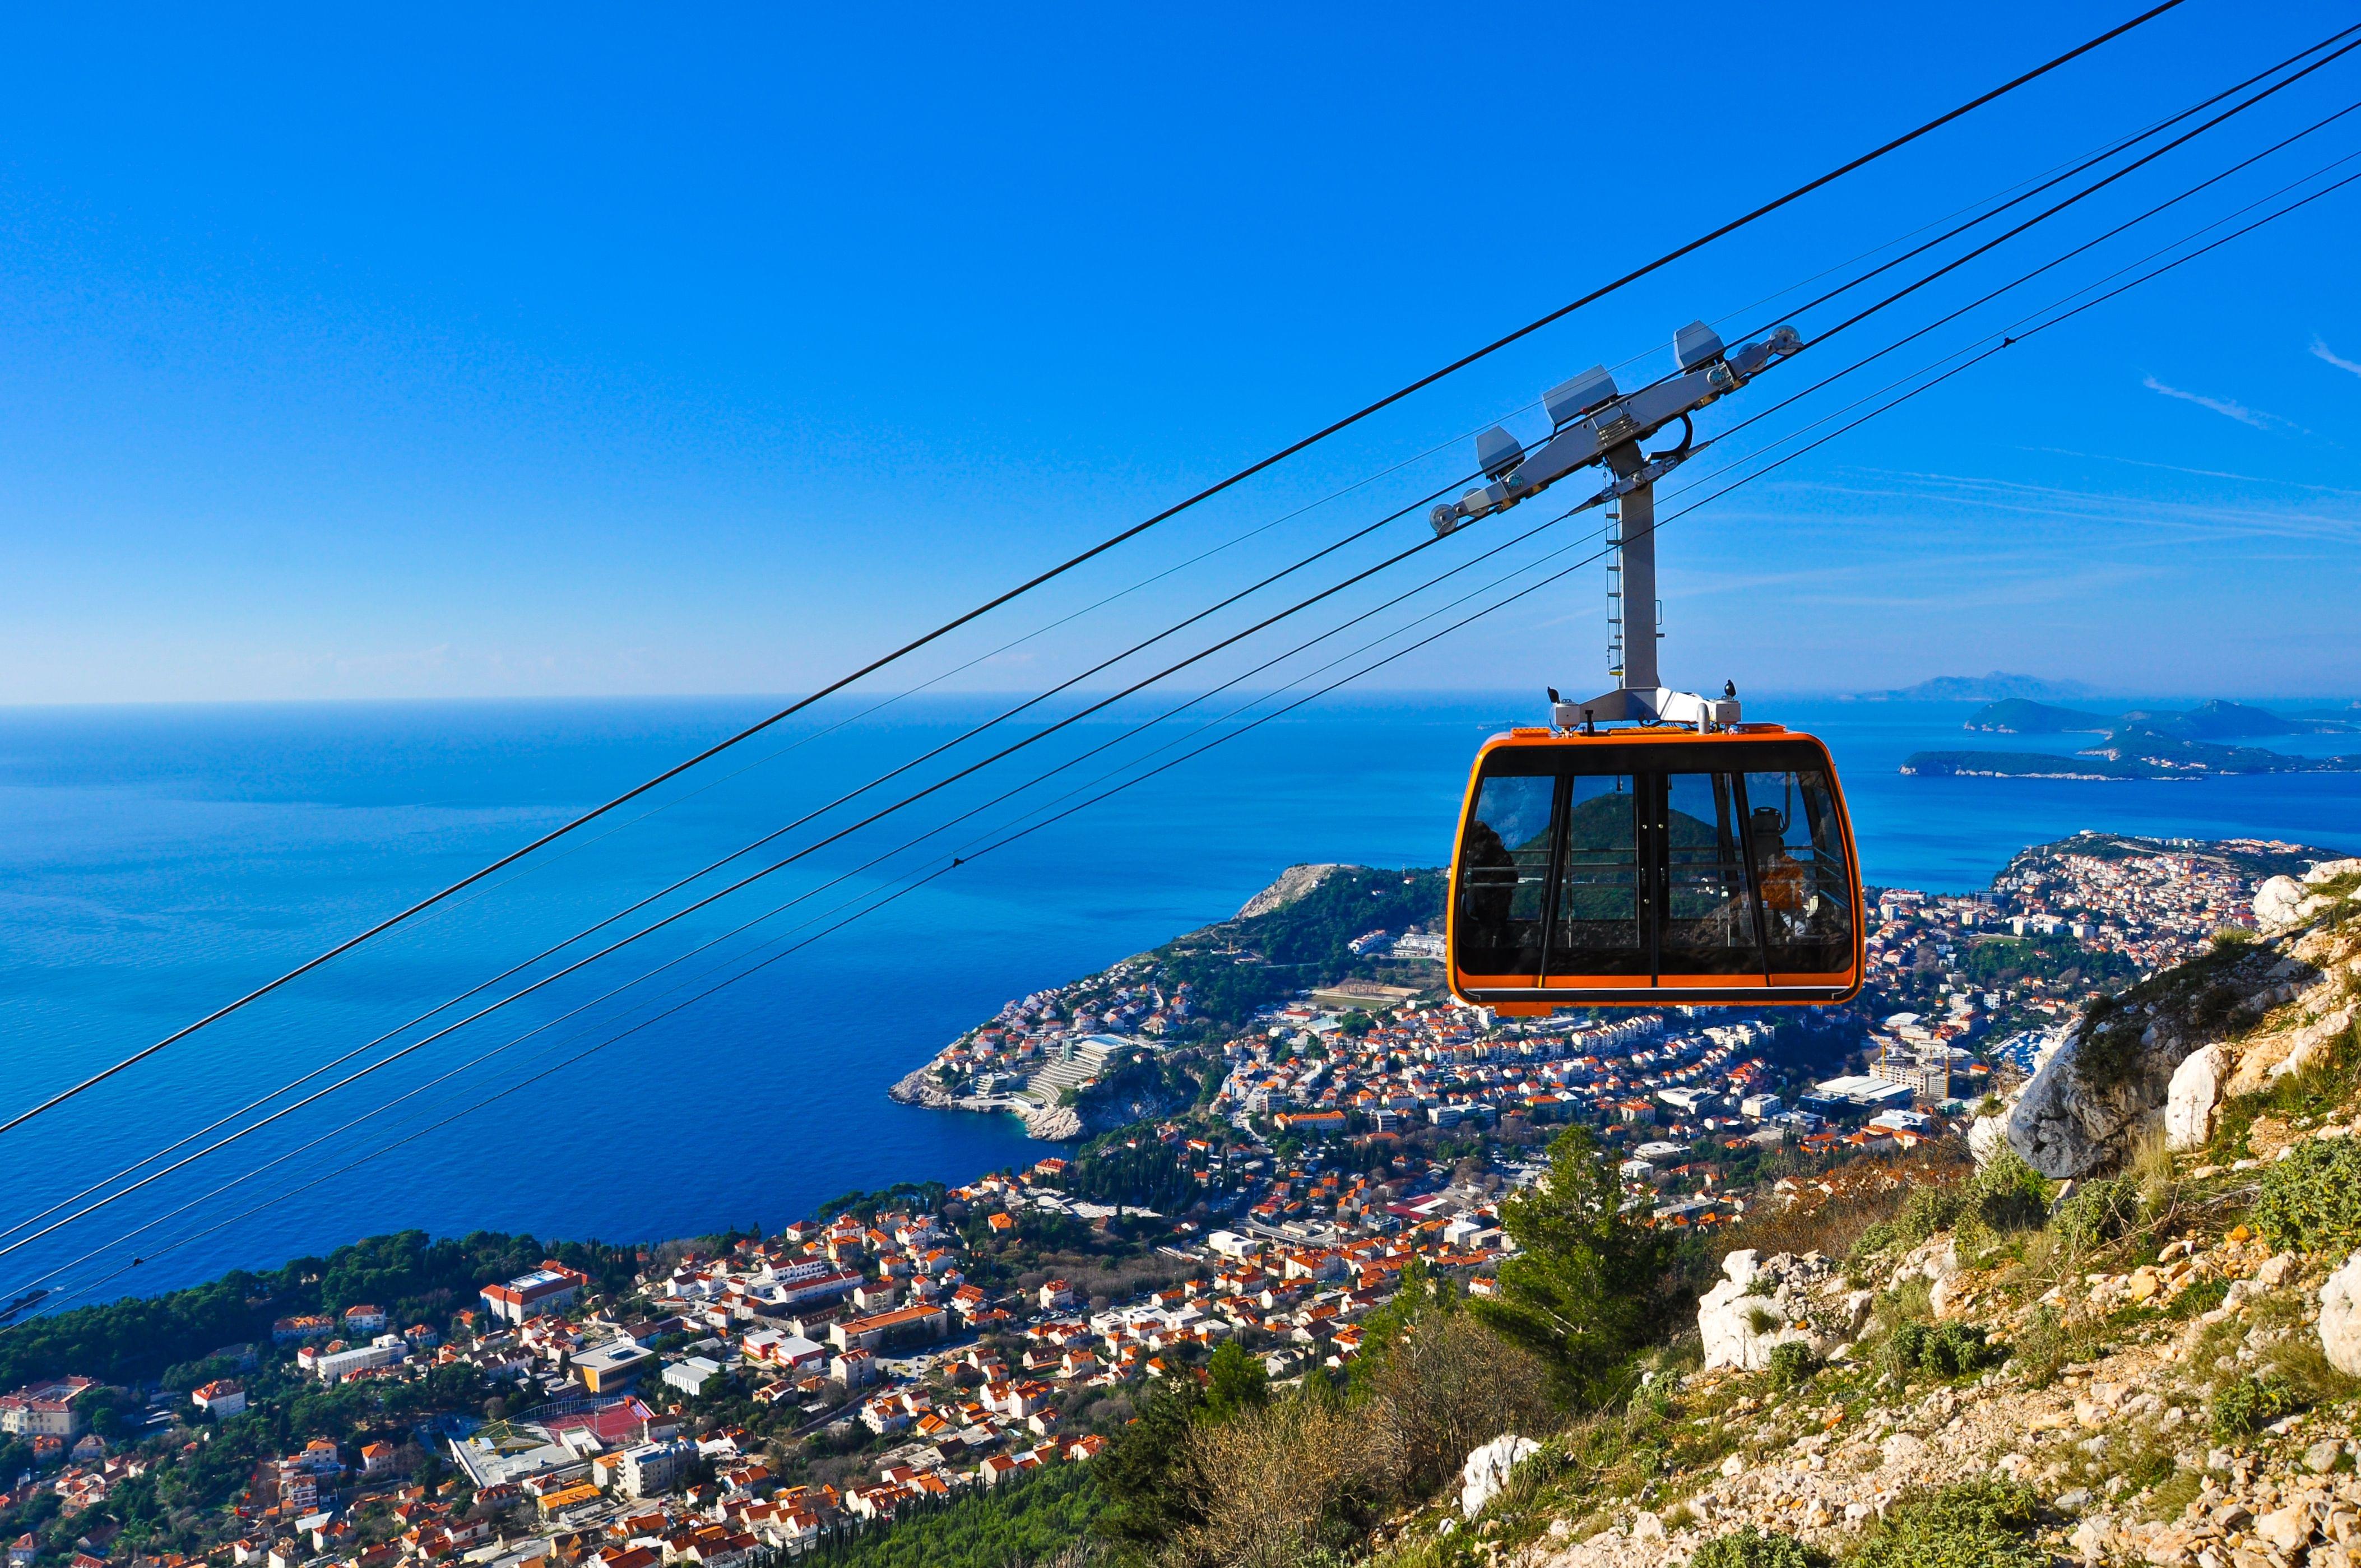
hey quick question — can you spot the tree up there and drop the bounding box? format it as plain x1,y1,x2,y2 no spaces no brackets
1201,1341,1268,1423
1470,1125,1668,1408
1093,1377,1207,1549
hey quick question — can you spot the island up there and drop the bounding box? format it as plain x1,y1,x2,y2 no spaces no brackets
1911,696,2361,779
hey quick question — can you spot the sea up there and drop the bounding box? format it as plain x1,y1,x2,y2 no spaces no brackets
1,692,2355,1307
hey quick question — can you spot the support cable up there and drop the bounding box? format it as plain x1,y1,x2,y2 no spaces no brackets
0,0,2190,1139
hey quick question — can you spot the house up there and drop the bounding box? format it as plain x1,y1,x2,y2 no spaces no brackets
190,1379,247,1418
341,1305,388,1334
9,1535,36,1568
1037,1281,1077,1311
270,1315,335,1343
359,1442,397,1477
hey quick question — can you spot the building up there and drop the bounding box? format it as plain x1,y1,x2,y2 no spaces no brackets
570,1340,654,1394
271,1315,335,1343
1802,1074,1916,1114
191,1379,247,1418
0,1377,96,1439
312,1335,408,1383
1868,1036,1953,1105
828,1304,948,1353
480,1263,592,1325
618,1440,692,1499
341,1305,388,1334
662,1358,723,1398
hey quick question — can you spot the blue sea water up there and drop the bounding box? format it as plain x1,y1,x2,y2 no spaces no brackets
0,692,2354,1306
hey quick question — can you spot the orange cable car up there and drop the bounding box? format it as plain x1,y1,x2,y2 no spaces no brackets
1428,320,1862,1011
1446,723,1863,1011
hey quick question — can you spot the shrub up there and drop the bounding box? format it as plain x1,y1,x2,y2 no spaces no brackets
1963,1152,2051,1234
2051,1176,2141,1252
2254,1135,2361,1254
1766,1341,1820,1391
1852,1478,2045,1568
2212,1374,2304,1441
1691,1524,1824,1568
1887,1321,2001,1382
1847,1155,2049,1269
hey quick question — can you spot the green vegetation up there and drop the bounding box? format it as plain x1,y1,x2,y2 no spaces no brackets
1061,1127,1199,1213
1153,867,1444,1028
1847,1152,2048,1268
1765,1340,1820,1391
0,1228,634,1390
1961,932,2137,995
1851,1478,2045,1568
2212,1373,2305,1440
1884,1321,2002,1383
2255,1121,2361,1254
1689,1525,1825,1568
825,1462,1104,1567
2050,1174,2142,1252
1471,1126,1669,1408
811,1181,952,1224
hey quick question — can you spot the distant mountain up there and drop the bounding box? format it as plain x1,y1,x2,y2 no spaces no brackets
1964,698,2116,734
1852,671,2101,702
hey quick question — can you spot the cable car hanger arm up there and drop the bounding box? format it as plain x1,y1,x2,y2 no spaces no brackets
1431,321,1800,535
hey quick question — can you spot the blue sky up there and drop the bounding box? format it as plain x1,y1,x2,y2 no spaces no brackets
1,2,2358,704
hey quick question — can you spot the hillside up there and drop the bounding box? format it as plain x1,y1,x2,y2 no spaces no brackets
1964,698,2117,734
889,862,1448,1138
1331,857,2361,1568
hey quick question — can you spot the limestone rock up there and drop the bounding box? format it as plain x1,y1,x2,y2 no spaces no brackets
2165,1044,2229,1151
1460,1433,1540,1519
2007,941,2295,1177
2320,1251,2361,1379
1234,862,1355,920
1968,1111,2013,1167
2257,875,2322,932
1699,1252,1806,1370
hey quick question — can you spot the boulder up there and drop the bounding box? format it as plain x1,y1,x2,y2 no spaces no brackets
1697,1250,1857,1370
1459,1433,1540,1518
2165,1044,2228,1151
2320,1251,2361,1379
2256,875,2320,933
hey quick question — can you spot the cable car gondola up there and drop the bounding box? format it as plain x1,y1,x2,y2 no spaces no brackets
1432,321,1864,1010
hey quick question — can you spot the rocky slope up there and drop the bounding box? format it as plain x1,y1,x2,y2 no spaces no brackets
1998,857,2361,1179
1393,878,2361,1568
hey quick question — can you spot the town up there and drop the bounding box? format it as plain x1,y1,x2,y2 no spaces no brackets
0,831,2342,1568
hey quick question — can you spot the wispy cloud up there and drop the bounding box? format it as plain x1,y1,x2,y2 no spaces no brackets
2141,374,2283,430
2312,336,2361,380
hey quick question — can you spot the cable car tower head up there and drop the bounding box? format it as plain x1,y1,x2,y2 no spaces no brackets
1434,318,1799,733
1436,320,1864,1013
